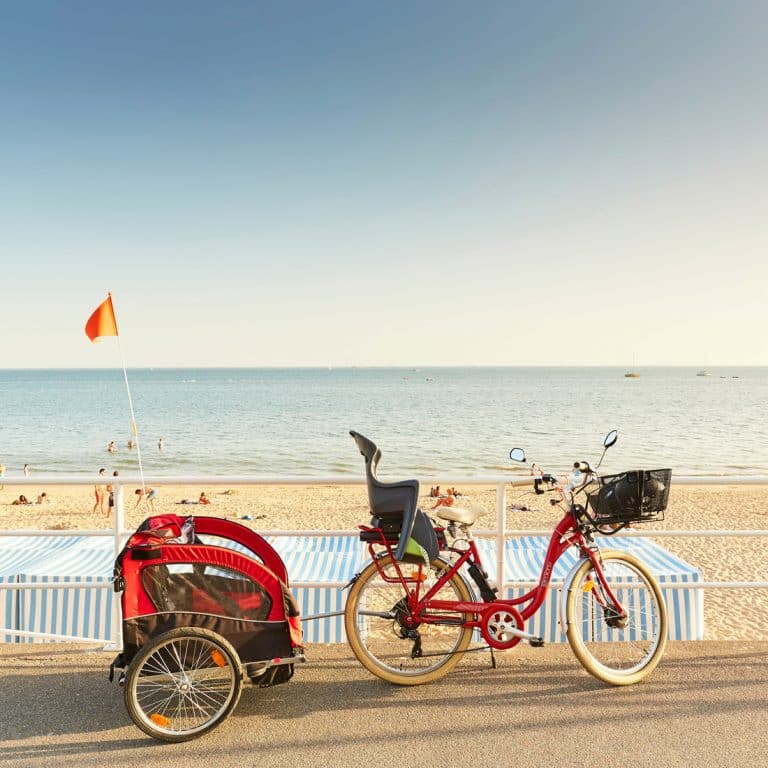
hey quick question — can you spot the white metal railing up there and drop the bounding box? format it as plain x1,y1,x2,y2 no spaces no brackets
1,473,767,644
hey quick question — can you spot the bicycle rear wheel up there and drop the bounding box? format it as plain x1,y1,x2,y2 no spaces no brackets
124,627,243,742
565,550,667,685
345,555,474,685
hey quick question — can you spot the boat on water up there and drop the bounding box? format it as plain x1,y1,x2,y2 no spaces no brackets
696,370,711,377
624,355,640,378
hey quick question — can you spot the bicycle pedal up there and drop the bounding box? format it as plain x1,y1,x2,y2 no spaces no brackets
529,638,545,648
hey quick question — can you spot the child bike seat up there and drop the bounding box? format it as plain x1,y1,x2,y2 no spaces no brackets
350,430,437,562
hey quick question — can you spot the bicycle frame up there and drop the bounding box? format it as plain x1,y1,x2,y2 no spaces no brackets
359,508,625,636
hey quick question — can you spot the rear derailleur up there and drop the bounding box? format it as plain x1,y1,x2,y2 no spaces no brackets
392,597,423,658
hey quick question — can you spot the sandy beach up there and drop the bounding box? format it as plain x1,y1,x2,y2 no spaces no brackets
1,480,766,640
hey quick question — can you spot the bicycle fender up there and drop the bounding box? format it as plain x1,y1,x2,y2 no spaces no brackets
558,555,592,636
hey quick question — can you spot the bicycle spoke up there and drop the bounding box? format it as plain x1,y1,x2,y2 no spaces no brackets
566,552,667,684
126,632,240,740
346,556,474,683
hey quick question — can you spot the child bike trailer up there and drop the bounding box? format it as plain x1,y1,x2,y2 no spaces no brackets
110,513,304,742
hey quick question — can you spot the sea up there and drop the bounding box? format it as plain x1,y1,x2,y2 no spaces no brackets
0,367,766,479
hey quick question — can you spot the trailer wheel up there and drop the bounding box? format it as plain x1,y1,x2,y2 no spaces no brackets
124,627,242,742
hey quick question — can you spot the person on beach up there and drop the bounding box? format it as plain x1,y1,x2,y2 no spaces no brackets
93,468,107,515
0,462,4,490
107,441,117,453
431,493,455,510
23,464,29,476
177,491,210,505
135,487,158,513
158,437,164,451
127,439,134,449
12,494,30,505
36,492,48,504
107,470,119,516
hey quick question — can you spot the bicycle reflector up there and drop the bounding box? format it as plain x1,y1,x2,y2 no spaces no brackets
150,713,171,727
210,650,228,667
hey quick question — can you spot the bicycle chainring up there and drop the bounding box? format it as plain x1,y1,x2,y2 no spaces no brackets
480,605,525,650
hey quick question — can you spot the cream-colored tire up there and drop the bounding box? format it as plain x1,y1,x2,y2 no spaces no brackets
565,550,667,685
345,555,474,685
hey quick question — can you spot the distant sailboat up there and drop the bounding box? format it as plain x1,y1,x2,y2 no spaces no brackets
624,355,640,378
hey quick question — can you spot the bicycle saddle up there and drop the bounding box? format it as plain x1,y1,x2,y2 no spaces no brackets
434,505,483,526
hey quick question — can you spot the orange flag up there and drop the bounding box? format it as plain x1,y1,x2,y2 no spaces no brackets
85,294,119,342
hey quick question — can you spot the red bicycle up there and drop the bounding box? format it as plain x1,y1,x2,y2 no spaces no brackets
345,430,670,686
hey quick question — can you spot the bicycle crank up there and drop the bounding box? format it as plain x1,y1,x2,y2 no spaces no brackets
480,605,526,650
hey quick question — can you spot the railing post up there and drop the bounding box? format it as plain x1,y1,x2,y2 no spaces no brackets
107,483,125,651
496,482,506,597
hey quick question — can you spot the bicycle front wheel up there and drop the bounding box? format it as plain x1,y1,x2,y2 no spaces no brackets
345,555,474,685
565,550,667,686
124,627,243,742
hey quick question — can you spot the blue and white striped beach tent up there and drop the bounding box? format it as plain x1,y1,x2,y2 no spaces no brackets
267,536,367,644
0,536,114,643
473,537,703,643
0,533,702,644
0,576,17,644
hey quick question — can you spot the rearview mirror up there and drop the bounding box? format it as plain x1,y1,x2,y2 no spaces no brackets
604,430,618,449
509,448,526,463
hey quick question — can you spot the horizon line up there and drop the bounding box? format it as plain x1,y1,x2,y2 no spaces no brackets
1,364,766,371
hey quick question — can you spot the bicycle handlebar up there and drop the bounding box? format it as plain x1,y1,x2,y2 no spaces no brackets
532,464,596,504
511,430,617,513
533,474,557,494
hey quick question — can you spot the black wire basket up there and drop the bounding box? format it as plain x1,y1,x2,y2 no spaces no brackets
586,468,671,526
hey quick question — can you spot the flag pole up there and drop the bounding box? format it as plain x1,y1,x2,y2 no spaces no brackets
116,339,146,495
87,292,145,650
109,293,146,495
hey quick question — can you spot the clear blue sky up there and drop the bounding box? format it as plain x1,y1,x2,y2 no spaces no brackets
1,1,766,367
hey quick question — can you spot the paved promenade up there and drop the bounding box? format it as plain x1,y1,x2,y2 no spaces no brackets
1,641,766,768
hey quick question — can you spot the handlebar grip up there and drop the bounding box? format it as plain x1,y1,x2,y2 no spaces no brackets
534,474,556,494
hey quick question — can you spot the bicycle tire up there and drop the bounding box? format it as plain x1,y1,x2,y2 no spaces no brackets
124,627,243,742
565,550,667,686
345,555,474,685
